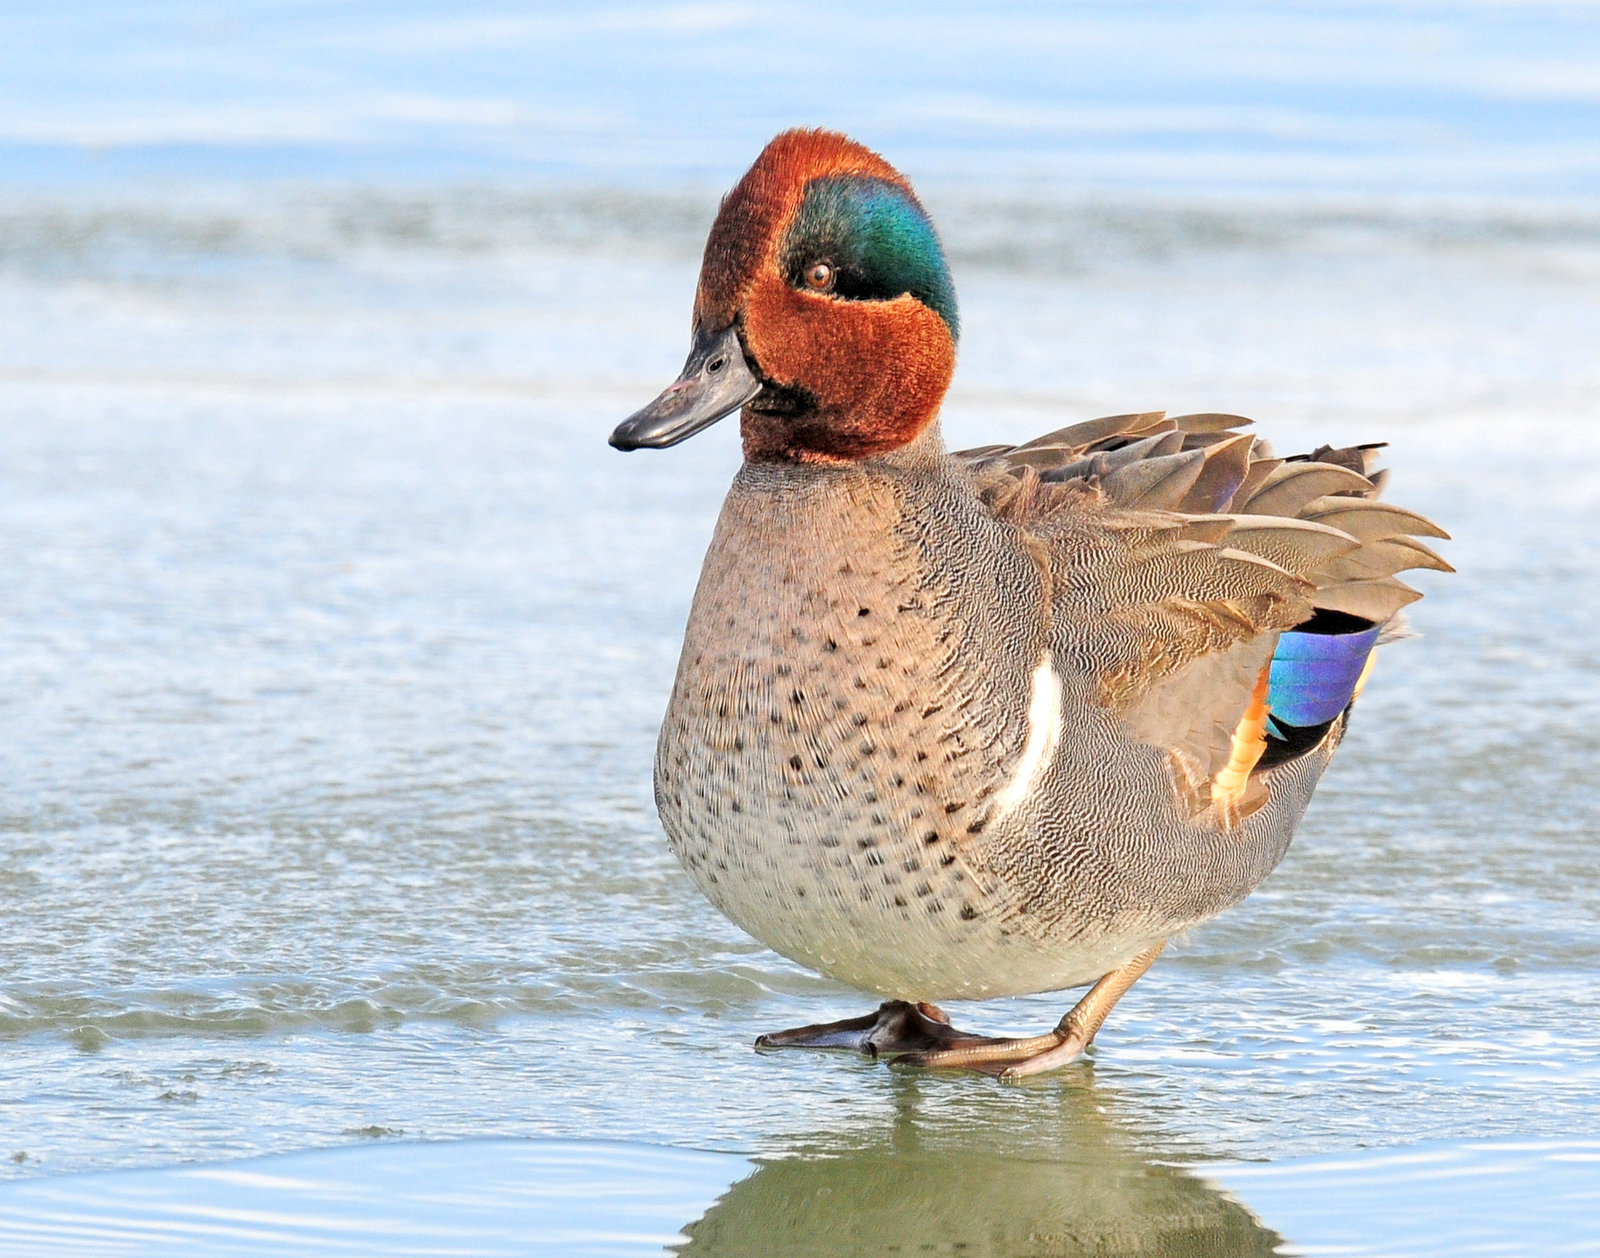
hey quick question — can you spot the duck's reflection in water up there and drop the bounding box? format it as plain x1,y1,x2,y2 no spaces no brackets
675,1075,1282,1257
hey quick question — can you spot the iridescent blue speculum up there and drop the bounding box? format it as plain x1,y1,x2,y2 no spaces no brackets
1268,622,1381,730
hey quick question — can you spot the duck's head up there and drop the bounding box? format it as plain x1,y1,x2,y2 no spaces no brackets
610,129,958,463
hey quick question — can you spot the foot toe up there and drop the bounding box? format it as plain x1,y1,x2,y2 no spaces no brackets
997,1033,1088,1078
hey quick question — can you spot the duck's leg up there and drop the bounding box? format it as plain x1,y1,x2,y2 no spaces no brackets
755,1000,1017,1057
894,943,1166,1078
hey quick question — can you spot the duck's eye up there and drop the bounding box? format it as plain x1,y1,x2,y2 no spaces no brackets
804,261,835,292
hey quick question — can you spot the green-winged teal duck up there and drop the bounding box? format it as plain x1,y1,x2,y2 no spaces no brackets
610,129,1450,1077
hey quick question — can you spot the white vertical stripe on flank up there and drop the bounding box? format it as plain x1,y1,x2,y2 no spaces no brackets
994,651,1062,816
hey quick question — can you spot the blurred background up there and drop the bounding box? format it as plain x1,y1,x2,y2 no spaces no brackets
2,2,1599,1253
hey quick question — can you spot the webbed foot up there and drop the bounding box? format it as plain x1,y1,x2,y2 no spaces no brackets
755,943,1166,1078
755,1000,1005,1057
899,942,1166,1077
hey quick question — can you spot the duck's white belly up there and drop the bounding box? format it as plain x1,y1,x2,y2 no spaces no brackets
656,740,1161,999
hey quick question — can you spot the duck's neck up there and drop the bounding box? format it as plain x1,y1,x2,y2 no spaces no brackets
740,407,948,468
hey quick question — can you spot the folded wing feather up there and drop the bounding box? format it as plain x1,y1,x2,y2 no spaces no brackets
958,412,1450,805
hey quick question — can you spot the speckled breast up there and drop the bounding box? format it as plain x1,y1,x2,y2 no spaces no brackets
655,458,1107,999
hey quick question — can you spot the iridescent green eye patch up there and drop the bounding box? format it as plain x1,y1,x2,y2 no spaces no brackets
782,175,959,340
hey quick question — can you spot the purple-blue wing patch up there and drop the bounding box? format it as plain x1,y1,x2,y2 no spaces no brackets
1267,623,1381,728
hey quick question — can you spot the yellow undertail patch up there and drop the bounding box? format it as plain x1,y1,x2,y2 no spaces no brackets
1211,664,1271,822
1351,648,1378,702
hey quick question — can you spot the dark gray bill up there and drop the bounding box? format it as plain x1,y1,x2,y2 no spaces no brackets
609,323,762,451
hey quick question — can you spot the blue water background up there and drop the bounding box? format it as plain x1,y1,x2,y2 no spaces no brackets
3,1,1598,199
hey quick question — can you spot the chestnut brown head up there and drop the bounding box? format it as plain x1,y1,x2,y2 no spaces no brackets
610,129,959,463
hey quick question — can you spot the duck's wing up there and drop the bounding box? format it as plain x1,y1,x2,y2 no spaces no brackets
956,412,1450,815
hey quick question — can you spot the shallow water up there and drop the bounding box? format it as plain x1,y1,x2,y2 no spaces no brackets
3,2,1600,1252
3,194,1598,1247
1,1136,1598,1256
